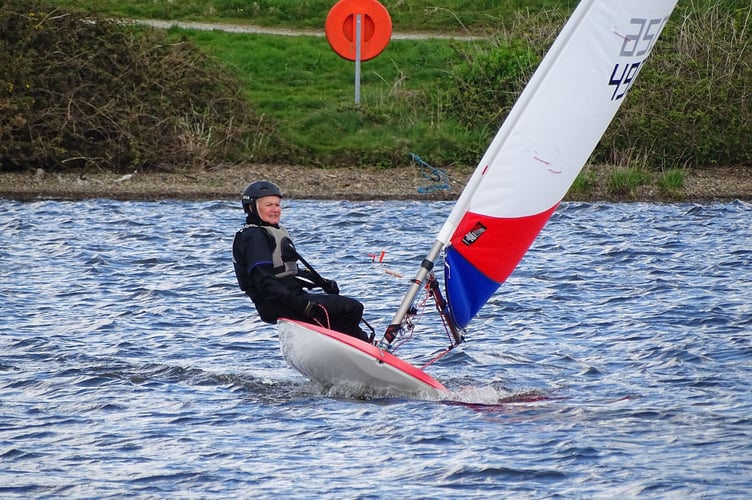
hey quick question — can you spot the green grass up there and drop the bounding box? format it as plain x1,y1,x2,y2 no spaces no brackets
657,168,686,199
607,167,653,198
176,28,486,167
570,168,597,196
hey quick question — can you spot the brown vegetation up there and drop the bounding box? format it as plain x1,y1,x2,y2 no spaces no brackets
0,1,273,172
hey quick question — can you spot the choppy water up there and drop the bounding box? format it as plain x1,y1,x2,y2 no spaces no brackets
1,198,751,498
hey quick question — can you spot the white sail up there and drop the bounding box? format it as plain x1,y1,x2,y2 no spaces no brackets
387,0,679,334
440,0,677,241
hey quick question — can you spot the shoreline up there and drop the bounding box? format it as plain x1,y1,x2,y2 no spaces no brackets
2,164,752,203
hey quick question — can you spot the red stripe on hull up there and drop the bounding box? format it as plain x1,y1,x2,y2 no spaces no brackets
281,319,448,392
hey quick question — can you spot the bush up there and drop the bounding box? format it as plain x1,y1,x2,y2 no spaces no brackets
596,1,752,168
445,40,540,129
429,3,752,171
0,0,278,172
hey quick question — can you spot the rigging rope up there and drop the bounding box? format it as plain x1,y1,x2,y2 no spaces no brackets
410,153,451,194
387,271,464,368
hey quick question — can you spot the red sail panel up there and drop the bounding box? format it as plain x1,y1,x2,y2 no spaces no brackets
449,205,558,284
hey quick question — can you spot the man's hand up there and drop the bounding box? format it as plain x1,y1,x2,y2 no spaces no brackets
321,279,339,295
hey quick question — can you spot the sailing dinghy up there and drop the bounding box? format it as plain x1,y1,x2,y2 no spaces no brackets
278,0,678,398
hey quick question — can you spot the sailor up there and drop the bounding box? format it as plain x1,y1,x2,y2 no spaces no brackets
232,180,371,343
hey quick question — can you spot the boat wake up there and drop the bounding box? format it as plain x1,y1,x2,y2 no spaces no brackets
444,383,553,406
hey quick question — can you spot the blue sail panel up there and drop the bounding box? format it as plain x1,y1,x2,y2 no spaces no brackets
444,246,500,328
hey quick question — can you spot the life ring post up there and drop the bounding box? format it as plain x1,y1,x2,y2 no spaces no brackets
325,0,393,105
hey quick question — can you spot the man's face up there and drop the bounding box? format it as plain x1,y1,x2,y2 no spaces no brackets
256,195,282,225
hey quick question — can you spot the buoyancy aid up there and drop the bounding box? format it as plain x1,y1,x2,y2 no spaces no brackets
243,223,298,278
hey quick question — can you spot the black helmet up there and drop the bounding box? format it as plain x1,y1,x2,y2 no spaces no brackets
241,180,283,212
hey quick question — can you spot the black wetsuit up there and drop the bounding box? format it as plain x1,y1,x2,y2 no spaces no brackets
232,214,369,342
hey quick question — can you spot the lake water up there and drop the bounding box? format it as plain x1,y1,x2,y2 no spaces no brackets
1,198,751,498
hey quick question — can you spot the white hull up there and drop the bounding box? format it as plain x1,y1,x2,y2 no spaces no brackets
277,319,447,399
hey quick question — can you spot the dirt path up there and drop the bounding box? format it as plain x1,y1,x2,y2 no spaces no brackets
131,19,483,41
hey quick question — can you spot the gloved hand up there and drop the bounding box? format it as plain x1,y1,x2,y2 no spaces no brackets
321,279,339,295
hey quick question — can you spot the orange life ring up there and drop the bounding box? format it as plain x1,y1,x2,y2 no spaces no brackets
325,0,392,62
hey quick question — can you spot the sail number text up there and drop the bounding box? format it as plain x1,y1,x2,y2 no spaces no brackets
609,16,670,101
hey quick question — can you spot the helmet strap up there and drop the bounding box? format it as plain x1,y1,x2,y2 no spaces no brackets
243,199,255,214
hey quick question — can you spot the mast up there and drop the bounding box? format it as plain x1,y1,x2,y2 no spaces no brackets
382,239,443,346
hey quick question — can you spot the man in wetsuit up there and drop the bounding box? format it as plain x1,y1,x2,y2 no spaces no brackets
232,180,371,343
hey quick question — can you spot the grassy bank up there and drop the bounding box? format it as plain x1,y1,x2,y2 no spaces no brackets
3,1,751,198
